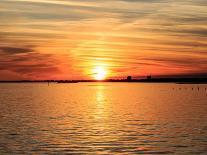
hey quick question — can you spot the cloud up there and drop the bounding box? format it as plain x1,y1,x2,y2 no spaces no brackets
0,46,33,54
0,48,61,79
0,0,207,79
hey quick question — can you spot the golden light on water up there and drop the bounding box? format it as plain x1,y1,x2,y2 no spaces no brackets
93,66,107,80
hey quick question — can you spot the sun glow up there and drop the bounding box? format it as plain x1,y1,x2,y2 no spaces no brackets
93,66,107,80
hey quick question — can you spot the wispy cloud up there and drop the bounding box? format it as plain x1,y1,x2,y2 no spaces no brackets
0,0,206,79
0,46,34,54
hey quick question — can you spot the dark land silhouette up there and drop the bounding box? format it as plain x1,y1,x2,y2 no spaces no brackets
1,76,207,84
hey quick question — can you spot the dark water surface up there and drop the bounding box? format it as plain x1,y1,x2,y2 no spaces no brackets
0,83,207,154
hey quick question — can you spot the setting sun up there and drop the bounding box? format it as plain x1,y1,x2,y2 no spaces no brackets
93,66,107,80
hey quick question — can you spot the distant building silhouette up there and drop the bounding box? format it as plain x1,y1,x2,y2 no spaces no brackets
127,76,132,81
147,75,152,80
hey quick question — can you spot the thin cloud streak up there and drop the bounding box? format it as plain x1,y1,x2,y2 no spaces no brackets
0,0,206,79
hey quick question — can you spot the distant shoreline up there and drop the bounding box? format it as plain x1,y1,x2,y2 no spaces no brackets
0,78,207,84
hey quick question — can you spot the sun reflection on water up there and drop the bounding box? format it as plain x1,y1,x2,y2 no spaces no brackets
1,83,207,154
94,85,107,119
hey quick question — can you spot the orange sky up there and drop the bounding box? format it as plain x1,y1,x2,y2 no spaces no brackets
0,0,207,80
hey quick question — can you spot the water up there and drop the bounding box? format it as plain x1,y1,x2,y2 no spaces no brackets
0,83,207,154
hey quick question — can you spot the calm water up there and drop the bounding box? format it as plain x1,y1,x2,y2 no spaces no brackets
0,83,207,155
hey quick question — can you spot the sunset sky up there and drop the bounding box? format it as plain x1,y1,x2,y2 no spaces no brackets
0,0,207,80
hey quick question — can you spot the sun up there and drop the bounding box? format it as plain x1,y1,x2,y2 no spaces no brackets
93,66,107,80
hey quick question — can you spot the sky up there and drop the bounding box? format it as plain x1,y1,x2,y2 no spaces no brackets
0,0,207,80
